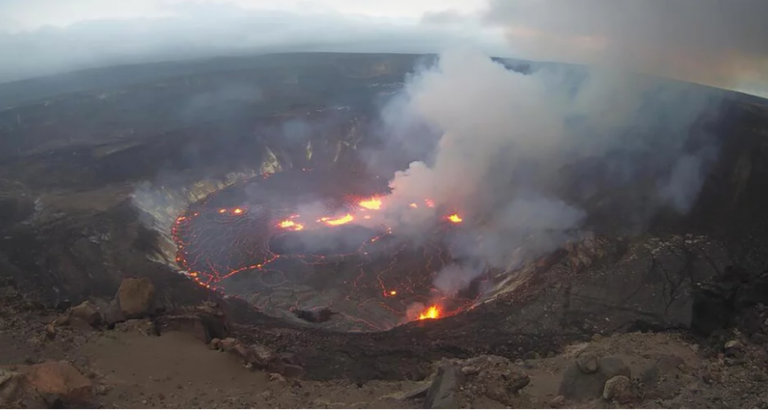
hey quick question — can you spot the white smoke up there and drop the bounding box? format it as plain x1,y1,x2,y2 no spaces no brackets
370,48,721,294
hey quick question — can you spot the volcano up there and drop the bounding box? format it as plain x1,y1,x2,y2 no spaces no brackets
1,52,768,387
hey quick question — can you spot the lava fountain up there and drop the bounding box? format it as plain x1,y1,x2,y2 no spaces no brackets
418,305,441,320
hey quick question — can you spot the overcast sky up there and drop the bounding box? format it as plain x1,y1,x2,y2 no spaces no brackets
0,0,766,97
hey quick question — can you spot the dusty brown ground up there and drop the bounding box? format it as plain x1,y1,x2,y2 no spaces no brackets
1,326,423,408
3,282,768,410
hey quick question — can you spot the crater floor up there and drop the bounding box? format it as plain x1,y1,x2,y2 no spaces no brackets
172,169,484,331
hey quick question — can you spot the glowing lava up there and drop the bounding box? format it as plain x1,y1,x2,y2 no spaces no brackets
418,305,441,320
171,171,485,331
359,197,382,210
278,220,305,231
447,214,463,223
272,195,460,233
321,214,354,226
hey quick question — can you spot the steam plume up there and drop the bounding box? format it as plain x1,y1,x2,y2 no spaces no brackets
371,48,721,294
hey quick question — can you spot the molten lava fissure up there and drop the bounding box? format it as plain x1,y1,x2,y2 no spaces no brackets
171,170,483,331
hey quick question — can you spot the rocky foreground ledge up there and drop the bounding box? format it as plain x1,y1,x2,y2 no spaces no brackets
2,277,768,408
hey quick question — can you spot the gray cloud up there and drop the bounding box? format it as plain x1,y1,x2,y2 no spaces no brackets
0,2,503,84
4,0,767,98
484,0,768,97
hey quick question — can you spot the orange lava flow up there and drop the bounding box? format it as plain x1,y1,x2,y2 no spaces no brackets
447,214,463,223
418,305,441,320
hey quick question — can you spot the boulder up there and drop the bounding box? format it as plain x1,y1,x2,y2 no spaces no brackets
1,362,93,407
24,361,93,405
250,344,277,367
68,301,102,327
160,315,212,343
602,375,633,403
559,356,630,401
215,338,303,378
44,323,56,339
159,312,226,343
156,302,228,343
460,366,479,376
237,343,277,368
104,299,126,325
425,362,465,409
0,368,29,407
441,355,530,407
266,353,304,379
422,355,531,408
117,278,156,318
216,337,239,352
392,383,431,400
724,340,744,357
1,367,48,408
576,352,599,374
276,364,305,380
549,395,566,408
52,314,70,327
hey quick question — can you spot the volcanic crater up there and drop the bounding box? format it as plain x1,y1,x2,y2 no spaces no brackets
1,53,768,384
170,168,485,331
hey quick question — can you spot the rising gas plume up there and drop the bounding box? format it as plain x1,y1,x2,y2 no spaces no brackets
369,48,721,295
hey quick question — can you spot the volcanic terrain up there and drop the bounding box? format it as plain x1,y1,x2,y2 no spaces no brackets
1,52,768,408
